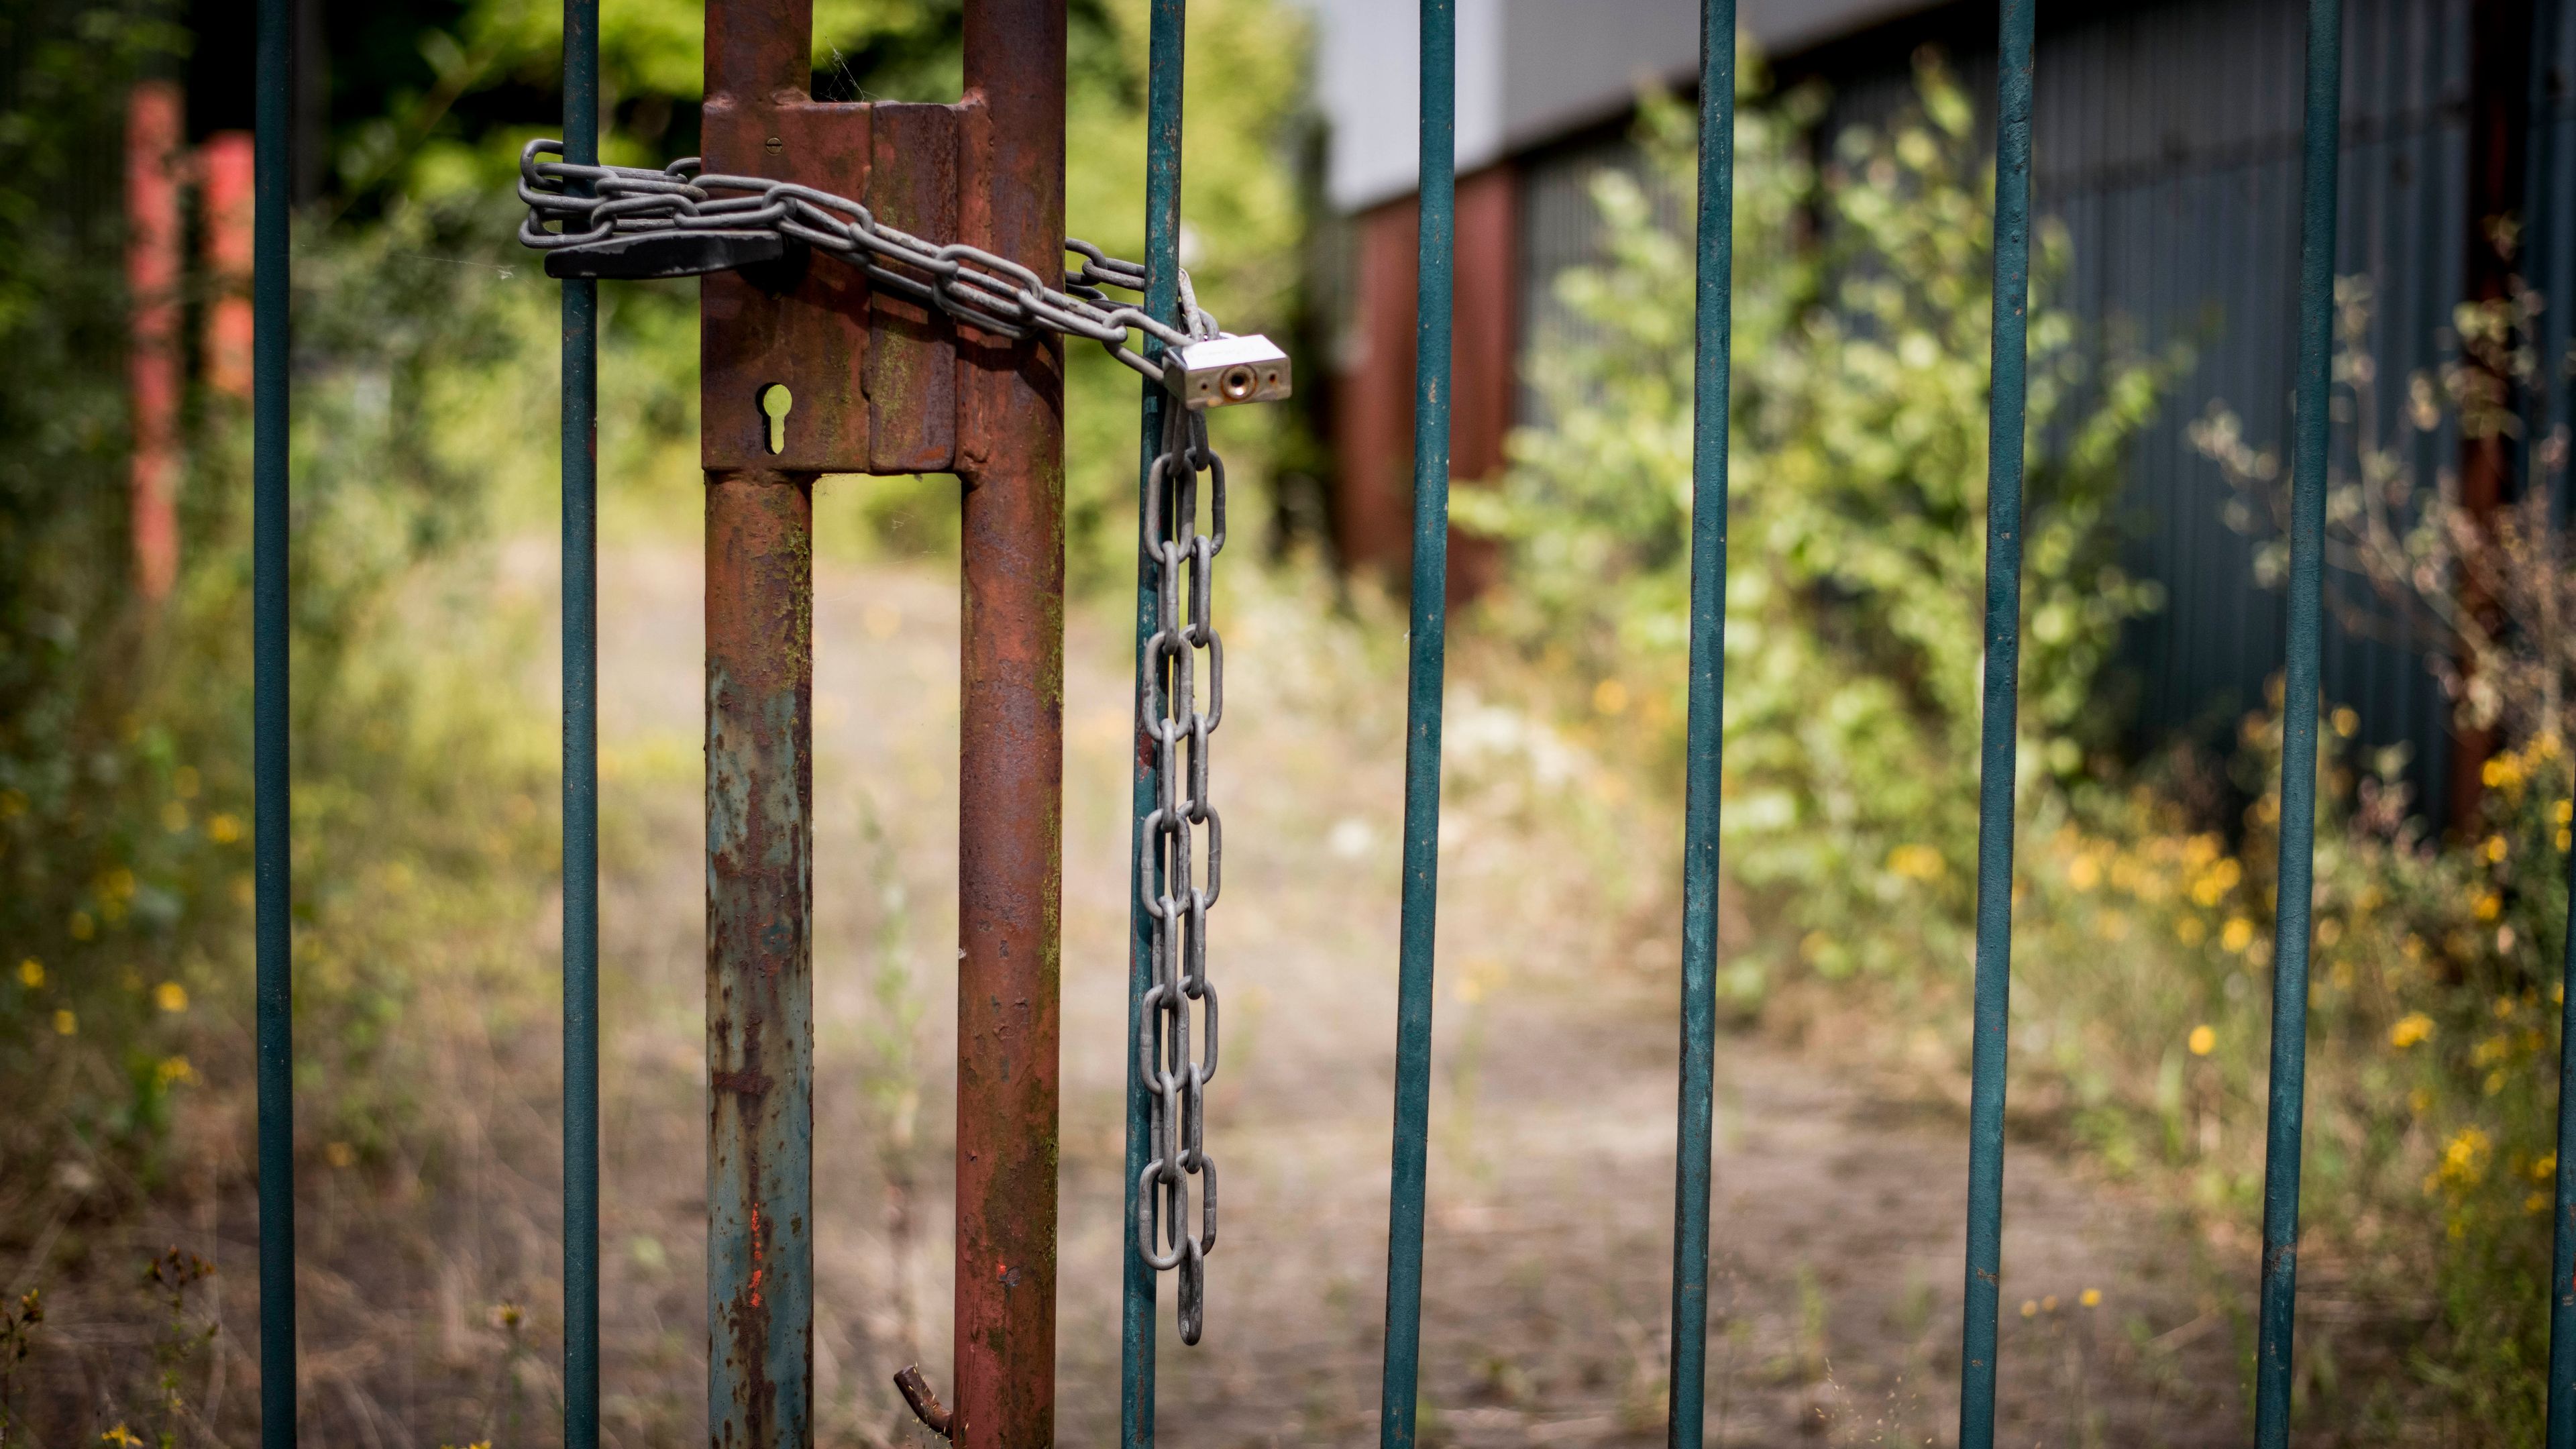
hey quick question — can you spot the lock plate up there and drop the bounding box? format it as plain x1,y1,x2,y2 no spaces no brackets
699,41,967,474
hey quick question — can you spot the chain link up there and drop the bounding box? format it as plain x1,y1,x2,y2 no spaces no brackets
1136,394,1224,1345
515,140,1220,382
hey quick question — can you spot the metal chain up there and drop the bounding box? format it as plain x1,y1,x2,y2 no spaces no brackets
515,140,1221,382
1136,392,1224,1345
523,136,1242,1346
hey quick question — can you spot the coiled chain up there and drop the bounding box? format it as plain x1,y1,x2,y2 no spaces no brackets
515,140,1220,382
1136,392,1225,1345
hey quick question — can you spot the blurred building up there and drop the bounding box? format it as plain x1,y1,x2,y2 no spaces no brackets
1297,0,2576,825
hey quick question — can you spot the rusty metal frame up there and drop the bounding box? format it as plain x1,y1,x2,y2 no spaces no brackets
698,0,1064,1444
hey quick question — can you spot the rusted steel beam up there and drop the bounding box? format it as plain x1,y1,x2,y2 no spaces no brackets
700,5,833,1440
706,470,817,1447
951,1,1068,1446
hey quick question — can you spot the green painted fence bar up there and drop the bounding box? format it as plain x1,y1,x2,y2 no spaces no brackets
558,1,601,1444
253,0,296,1439
2251,0,2343,1440
2550,792,2576,1441
1955,3,2034,1444
1378,2,1454,1445
1122,1,1187,1443
1665,2,1734,1445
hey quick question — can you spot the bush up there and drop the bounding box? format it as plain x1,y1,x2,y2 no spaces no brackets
1458,56,2174,985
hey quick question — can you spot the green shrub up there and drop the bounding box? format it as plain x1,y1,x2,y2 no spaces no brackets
1459,56,2174,985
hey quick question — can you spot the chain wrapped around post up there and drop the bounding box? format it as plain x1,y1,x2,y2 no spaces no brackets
514,141,1288,405
1136,364,1226,1344
515,129,1265,1352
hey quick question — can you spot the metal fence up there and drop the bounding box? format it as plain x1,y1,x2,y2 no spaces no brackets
1517,0,2576,826
239,1,2576,1447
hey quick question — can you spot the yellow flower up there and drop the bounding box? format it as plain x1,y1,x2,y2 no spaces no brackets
324,1141,358,1169
15,959,40,989
51,1010,75,1036
2475,892,2503,922
2175,916,2208,947
153,981,188,1013
2530,1191,2552,1214
2188,1024,2217,1057
2190,859,2243,907
208,812,244,845
1887,843,1946,881
2080,1287,2102,1307
2389,1013,2434,1049
102,1426,143,1448
2332,706,2359,738
2067,855,2102,891
1591,678,1629,716
2536,1153,2558,1181
2485,834,2510,863
156,1056,194,1086
2019,1299,2038,1318
2558,798,2573,825
2220,917,2255,953
2440,1126,2493,1189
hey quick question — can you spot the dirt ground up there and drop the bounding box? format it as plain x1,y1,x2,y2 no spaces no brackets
12,535,2249,1446
578,538,2243,1447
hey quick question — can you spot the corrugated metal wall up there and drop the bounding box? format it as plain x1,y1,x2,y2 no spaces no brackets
1509,0,2576,823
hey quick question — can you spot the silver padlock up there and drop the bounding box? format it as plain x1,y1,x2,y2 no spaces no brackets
1164,334,1293,409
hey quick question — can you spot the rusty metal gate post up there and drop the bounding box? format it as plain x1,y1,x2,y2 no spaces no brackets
694,0,1066,1443
952,3,1069,1448
700,5,824,1442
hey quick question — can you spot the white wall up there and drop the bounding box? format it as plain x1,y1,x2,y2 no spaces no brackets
1295,0,1941,213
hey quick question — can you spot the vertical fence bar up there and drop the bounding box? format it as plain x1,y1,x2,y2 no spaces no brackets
1665,3,1734,1446
559,0,600,1443
2551,773,2576,1442
1122,1,1187,1444
252,0,295,1439
1378,3,1453,1446
2252,0,2343,1440
1954,3,2033,1444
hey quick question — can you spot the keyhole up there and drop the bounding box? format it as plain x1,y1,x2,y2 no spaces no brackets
759,384,793,455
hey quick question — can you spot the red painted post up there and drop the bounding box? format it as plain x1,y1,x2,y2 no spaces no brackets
125,79,184,602
951,3,1068,1446
200,131,256,401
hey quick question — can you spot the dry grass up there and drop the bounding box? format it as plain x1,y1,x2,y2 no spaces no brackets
5,525,2246,1446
